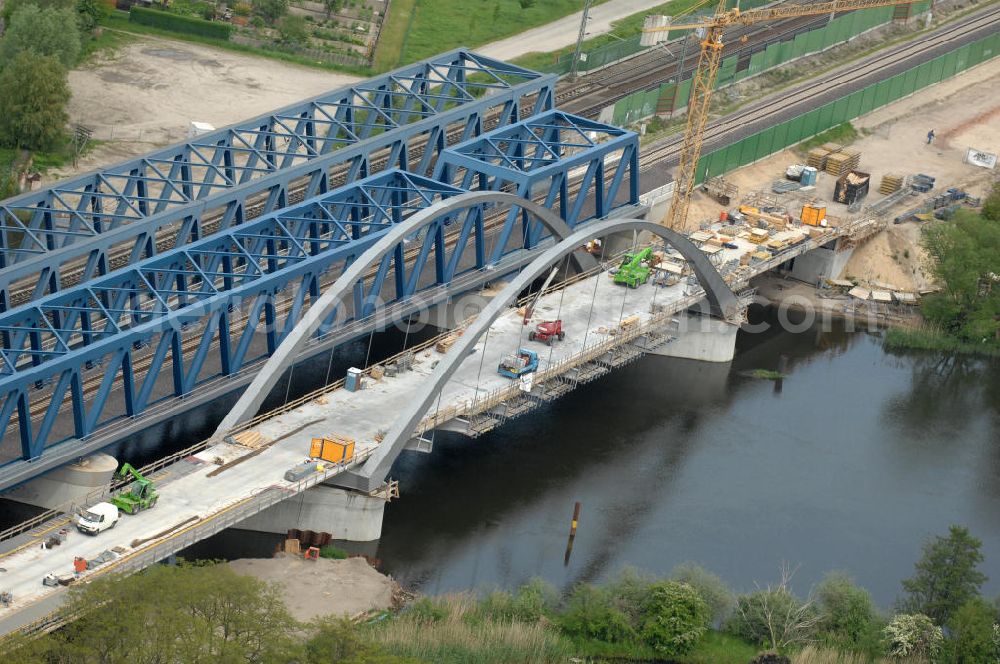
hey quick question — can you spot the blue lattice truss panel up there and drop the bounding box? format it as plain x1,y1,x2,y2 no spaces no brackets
0,50,554,311
0,147,633,463
435,110,639,249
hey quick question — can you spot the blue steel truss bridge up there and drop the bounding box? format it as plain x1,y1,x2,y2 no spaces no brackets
0,51,640,492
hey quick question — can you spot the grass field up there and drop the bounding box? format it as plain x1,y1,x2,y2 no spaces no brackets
380,0,601,69
797,122,860,153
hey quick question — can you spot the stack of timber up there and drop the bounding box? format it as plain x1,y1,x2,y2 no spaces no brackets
825,149,860,176
879,173,904,195
231,430,268,449
435,328,465,353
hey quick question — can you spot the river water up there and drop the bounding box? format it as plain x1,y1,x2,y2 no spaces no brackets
5,311,996,609
374,310,1000,608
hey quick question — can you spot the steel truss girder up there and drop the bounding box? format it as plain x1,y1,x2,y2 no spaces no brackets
435,110,639,245
0,138,631,464
0,50,555,310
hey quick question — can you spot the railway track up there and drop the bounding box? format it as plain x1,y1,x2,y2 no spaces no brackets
636,5,1000,171
555,12,833,114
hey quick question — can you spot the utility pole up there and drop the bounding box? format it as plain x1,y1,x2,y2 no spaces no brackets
569,0,594,80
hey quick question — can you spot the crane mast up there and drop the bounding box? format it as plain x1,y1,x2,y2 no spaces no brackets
656,0,922,230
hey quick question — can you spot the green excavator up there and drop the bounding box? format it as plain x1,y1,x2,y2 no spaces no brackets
109,463,159,515
613,247,654,288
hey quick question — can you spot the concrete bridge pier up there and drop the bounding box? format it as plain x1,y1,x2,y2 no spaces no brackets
237,483,388,542
2,453,118,510
648,311,741,363
787,238,854,285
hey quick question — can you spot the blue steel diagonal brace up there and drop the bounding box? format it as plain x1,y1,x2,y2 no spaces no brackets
0,163,609,463
0,50,555,310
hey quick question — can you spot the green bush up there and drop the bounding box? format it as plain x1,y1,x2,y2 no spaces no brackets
815,572,881,653
478,579,557,623
319,545,348,559
945,598,998,663
129,6,232,40
882,613,942,660
559,584,635,643
672,562,735,626
638,581,710,657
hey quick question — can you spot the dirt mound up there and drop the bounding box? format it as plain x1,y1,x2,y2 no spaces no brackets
229,554,394,622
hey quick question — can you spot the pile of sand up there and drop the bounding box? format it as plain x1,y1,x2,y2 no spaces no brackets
840,222,932,291
229,554,394,622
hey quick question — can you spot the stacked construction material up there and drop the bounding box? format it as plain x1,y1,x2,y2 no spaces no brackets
825,149,861,176
879,173,904,195
833,170,871,205
807,147,831,170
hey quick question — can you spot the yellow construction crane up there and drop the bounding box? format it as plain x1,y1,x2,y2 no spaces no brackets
648,0,922,230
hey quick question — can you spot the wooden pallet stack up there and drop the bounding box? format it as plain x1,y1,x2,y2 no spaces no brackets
879,173,904,195
825,149,861,176
807,147,830,171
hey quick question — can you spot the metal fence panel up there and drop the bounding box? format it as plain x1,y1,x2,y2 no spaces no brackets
739,132,759,164
725,140,743,172
902,67,919,95
676,78,692,109
806,28,825,54
831,96,850,124
749,50,767,75
817,102,835,131
889,72,906,101
786,115,805,143
859,84,878,114
765,43,782,68
873,79,891,107
771,121,789,154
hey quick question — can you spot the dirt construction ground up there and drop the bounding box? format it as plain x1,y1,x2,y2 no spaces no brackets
50,36,360,182
229,555,395,622
685,55,1000,292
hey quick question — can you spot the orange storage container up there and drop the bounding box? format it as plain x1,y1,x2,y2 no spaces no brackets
801,204,826,227
309,437,355,463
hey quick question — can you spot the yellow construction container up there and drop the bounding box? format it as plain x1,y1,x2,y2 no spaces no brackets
310,436,355,464
801,204,826,226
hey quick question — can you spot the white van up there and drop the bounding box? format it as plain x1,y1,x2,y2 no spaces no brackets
75,502,119,535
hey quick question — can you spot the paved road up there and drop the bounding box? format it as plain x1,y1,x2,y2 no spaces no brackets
478,0,667,61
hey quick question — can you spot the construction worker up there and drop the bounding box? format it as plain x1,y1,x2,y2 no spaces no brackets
926,129,935,144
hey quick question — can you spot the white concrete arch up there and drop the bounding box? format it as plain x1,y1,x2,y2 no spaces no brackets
214,192,598,435
340,217,740,491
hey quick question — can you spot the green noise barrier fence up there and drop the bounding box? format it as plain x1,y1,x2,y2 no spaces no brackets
611,2,932,125
694,29,999,183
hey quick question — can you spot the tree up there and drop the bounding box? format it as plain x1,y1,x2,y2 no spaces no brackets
0,5,82,68
726,565,823,651
944,598,998,663
672,562,735,627
638,581,711,657
277,14,309,44
21,562,302,663
0,53,71,151
815,572,879,653
0,0,73,26
883,613,943,660
305,617,415,664
252,0,289,21
921,212,1000,342
981,182,1000,222
901,525,988,625
75,0,106,32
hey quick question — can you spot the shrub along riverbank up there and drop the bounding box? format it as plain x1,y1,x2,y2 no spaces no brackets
2,525,997,663
887,183,1000,357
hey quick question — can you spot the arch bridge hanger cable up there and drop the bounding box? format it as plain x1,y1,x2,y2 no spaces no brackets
339,217,740,493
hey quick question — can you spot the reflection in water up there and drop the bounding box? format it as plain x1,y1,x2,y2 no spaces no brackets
376,310,1000,607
